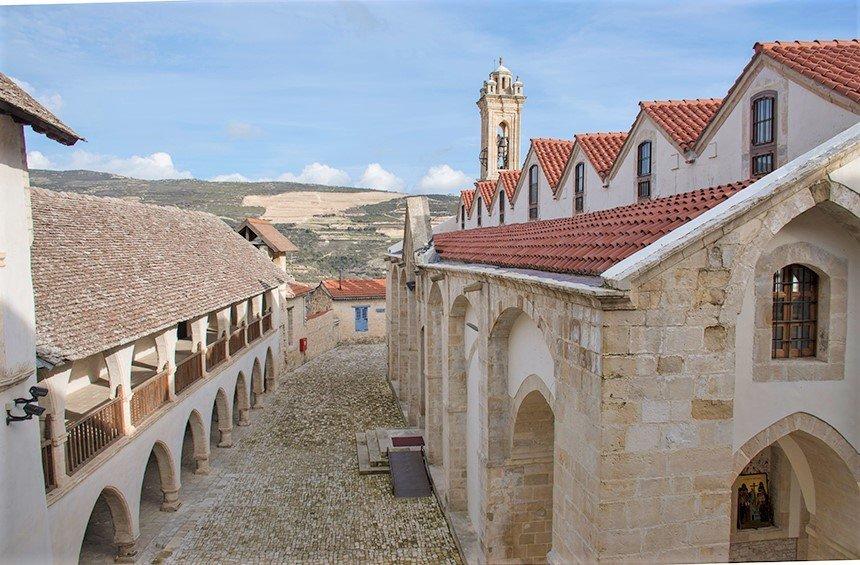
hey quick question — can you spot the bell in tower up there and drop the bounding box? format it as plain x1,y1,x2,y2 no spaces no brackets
477,57,525,181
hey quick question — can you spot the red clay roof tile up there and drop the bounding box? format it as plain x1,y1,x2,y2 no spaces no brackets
434,180,754,276
322,278,386,300
640,99,723,152
498,170,520,202
288,282,312,296
532,138,575,193
460,189,475,216
575,132,628,180
475,180,496,206
758,40,860,104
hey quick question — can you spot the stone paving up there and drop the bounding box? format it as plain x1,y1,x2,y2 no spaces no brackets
155,344,460,564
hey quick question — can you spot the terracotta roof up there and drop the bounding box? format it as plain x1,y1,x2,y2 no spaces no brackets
532,138,575,193
434,179,754,276
575,132,628,180
321,278,386,300
475,180,495,207
307,308,331,321
30,188,287,364
641,99,723,152
239,217,299,253
288,282,312,297
498,169,520,202
758,40,860,104
0,72,81,146
460,189,475,216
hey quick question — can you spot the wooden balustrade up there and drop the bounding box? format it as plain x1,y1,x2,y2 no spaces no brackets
130,370,170,426
206,335,228,372
229,326,246,355
247,318,262,343
175,351,203,394
41,415,56,492
65,396,123,475
262,311,272,333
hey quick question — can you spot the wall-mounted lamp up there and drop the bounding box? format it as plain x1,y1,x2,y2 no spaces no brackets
6,386,48,425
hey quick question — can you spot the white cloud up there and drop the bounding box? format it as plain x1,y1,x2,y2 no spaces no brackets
27,151,52,169
357,163,404,192
414,164,472,194
10,76,64,114
226,121,263,139
210,172,251,182
67,150,193,180
277,162,350,186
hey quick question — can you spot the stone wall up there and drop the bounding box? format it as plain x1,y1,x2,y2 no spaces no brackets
331,298,386,344
306,310,337,360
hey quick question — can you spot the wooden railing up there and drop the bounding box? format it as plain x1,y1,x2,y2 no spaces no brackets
65,396,123,475
206,336,228,372
175,351,203,394
130,370,170,426
42,415,56,492
247,318,262,343
262,312,272,333
229,326,246,355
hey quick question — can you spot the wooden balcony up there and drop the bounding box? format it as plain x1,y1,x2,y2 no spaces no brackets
175,350,203,394
65,396,123,475
130,370,170,426
247,317,262,343
262,311,272,333
206,335,228,372
229,325,246,355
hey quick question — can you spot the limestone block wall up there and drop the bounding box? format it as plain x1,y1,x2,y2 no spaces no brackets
305,310,337,360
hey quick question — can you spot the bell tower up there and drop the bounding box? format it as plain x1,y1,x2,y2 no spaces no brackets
477,57,525,181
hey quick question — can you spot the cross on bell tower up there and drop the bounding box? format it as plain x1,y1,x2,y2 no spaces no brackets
477,57,525,181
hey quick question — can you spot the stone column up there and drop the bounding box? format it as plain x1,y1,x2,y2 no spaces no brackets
105,344,135,435
218,425,234,448
160,487,181,512
190,316,208,353
155,327,178,400
42,369,71,487
251,294,263,319
216,307,231,338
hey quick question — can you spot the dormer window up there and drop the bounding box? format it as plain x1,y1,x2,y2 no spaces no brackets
476,197,482,227
637,141,652,199
574,162,585,213
499,190,505,224
751,92,777,177
528,165,539,220
460,205,465,230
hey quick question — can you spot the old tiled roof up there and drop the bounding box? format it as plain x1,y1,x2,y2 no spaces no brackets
288,282,312,297
758,40,860,104
30,188,287,364
321,278,386,300
240,217,299,253
0,72,81,145
434,179,754,276
498,169,520,202
532,138,575,193
641,99,723,152
475,180,495,207
575,132,628,180
460,189,475,216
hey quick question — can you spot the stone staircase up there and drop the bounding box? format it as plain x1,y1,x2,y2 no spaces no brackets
355,427,424,475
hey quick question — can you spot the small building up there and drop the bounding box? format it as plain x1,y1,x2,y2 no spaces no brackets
236,216,298,271
314,278,387,343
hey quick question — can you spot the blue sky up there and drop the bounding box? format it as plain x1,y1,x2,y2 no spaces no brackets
3,0,857,193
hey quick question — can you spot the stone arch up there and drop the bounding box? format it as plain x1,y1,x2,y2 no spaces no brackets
731,412,859,560
425,282,444,466
250,357,264,407
233,371,251,427
181,409,210,476
140,440,181,512
211,387,233,448
78,486,137,562
264,347,276,392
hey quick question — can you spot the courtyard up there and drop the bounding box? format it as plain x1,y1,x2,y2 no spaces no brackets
81,344,460,564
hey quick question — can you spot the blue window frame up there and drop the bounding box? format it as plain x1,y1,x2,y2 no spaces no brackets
354,306,369,332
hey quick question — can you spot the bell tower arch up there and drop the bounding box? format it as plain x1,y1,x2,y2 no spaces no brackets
477,57,525,181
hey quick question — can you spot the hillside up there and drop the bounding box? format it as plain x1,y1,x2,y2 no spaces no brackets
29,169,459,281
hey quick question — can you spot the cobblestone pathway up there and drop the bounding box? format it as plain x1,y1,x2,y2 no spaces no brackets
161,344,460,564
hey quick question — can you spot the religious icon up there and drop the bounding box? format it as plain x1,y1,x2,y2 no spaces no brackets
736,473,774,529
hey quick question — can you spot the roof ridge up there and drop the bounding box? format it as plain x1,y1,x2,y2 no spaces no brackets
757,39,859,51
640,98,723,106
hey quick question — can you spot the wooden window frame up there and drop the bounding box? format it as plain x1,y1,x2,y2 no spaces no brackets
460,204,465,229
772,264,817,359
528,164,539,220
476,197,482,227
751,91,777,178
499,190,505,224
574,162,585,213
636,141,652,200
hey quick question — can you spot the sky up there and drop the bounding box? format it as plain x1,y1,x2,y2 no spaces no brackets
2,0,857,194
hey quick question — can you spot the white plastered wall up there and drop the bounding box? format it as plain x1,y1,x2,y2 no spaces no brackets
506,313,554,399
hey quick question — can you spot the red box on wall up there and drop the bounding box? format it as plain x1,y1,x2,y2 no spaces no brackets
299,337,308,353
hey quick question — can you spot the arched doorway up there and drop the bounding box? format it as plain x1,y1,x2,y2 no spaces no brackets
233,372,250,427
425,283,444,466
730,413,859,561
180,409,209,477
264,347,276,392
78,487,136,563
139,441,180,513
250,358,264,408
211,387,233,449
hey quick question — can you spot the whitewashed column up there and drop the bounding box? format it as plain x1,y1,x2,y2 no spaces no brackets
155,327,178,400
42,368,71,486
105,344,135,435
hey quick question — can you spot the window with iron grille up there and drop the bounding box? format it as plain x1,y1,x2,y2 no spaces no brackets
637,141,652,199
460,205,465,229
751,92,777,177
528,165,539,220
574,162,585,213
772,264,817,358
477,197,482,227
499,190,505,224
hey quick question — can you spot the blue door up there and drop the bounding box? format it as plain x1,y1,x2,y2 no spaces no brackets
354,306,369,332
